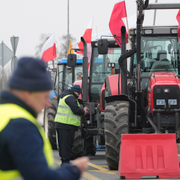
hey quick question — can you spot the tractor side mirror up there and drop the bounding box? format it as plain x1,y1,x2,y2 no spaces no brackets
98,39,108,54
67,54,77,67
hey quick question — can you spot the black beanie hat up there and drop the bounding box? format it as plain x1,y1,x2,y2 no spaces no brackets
71,85,82,94
8,57,53,91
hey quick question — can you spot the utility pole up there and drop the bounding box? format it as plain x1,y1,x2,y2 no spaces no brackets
153,0,158,25
67,0,70,53
1,42,4,91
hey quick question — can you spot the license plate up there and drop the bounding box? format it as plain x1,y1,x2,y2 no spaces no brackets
156,99,165,105
168,99,177,105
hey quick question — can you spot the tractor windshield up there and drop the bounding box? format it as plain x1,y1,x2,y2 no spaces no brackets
133,36,179,75
91,47,121,83
55,64,83,96
132,35,180,99
65,65,83,85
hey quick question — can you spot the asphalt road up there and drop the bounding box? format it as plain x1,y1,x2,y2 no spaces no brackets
53,150,120,180
53,150,180,180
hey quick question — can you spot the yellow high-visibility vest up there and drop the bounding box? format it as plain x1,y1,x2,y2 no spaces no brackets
55,95,81,126
0,103,54,180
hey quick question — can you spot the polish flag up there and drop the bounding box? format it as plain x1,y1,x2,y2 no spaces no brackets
40,33,57,63
176,10,180,39
77,17,93,69
109,0,128,47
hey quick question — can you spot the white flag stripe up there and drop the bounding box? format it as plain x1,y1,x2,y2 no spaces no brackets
116,0,125,3
87,16,93,29
40,33,56,58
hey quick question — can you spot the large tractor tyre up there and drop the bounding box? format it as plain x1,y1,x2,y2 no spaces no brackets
70,129,84,160
104,101,129,170
44,105,57,150
84,136,97,156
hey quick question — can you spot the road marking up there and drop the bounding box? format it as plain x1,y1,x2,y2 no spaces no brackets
82,172,102,180
101,165,108,168
54,159,102,180
88,162,117,175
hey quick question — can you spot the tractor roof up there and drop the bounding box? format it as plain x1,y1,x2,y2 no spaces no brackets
130,26,178,36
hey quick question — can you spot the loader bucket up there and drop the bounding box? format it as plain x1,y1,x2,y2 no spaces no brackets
118,134,180,179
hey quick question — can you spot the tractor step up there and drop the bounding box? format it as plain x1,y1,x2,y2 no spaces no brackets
118,134,180,179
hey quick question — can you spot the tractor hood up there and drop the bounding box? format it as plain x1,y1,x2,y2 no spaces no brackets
148,72,180,113
150,72,179,85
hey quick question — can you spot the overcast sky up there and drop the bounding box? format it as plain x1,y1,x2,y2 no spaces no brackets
0,0,179,58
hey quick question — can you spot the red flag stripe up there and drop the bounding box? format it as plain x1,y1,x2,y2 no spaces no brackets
109,0,128,47
77,17,93,55
41,44,56,63
176,10,180,40
40,33,57,62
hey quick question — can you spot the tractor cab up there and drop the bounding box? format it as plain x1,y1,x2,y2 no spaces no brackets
130,26,180,108
90,43,123,103
54,58,83,98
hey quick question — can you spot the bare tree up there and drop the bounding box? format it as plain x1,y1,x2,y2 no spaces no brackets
57,34,76,59
35,33,51,58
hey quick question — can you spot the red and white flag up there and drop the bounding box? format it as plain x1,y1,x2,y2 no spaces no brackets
109,0,128,47
176,10,180,40
77,17,93,69
40,33,57,63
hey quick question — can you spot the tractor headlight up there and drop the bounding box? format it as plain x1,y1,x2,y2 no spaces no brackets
168,99,177,105
156,99,165,105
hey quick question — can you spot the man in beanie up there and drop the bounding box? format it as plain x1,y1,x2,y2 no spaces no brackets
0,57,88,180
55,84,88,164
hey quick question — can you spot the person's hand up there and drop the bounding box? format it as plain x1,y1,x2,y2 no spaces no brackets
71,156,89,173
83,107,88,115
84,109,88,115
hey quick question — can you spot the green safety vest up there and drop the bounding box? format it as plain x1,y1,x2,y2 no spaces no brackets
0,103,54,180
55,95,81,126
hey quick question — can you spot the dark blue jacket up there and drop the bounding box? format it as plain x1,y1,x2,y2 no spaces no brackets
0,91,81,180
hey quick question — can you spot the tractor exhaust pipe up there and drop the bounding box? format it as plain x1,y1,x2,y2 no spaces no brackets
120,26,127,94
81,37,88,102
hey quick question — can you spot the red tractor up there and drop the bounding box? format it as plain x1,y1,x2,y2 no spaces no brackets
68,0,180,172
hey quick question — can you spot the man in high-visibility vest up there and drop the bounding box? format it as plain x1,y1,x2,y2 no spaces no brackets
0,57,88,180
55,84,88,164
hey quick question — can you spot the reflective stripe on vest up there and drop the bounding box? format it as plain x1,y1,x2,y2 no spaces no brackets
55,94,81,126
0,104,54,180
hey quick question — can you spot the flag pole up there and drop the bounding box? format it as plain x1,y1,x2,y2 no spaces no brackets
125,16,132,50
124,0,132,49
153,0,158,25
56,57,58,75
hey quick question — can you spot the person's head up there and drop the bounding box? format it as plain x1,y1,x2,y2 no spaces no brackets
106,56,110,62
71,85,82,97
8,57,53,114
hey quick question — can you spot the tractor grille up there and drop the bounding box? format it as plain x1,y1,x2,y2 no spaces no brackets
153,85,179,109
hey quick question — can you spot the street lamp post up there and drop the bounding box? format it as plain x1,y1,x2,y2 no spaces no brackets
67,0,69,53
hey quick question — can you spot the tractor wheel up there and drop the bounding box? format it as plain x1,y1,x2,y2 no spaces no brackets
84,136,97,156
44,105,57,150
70,129,84,160
104,101,129,170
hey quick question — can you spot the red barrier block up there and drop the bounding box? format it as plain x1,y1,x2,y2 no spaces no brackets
118,134,180,179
